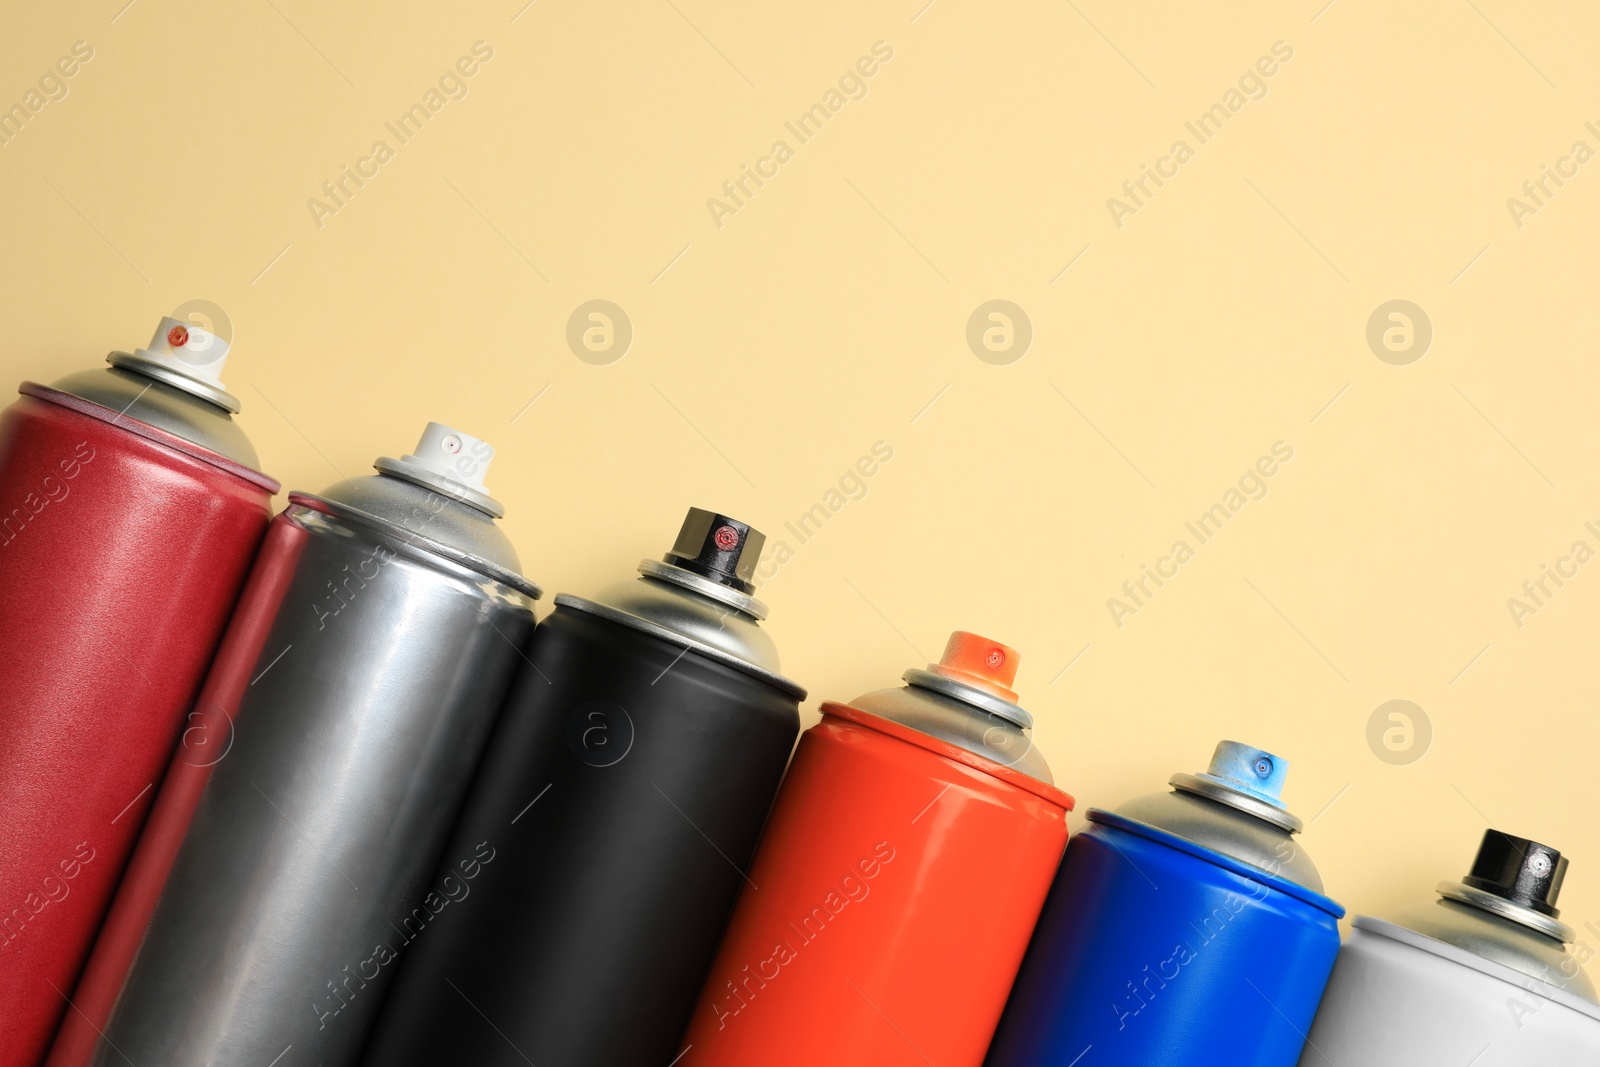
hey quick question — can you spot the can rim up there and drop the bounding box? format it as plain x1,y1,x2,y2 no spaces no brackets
1437,880,1573,943
553,593,805,699
106,350,241,413
1169,771,1304,834
901,668,1032,729
20,382,280,493
374,456,504,519
637,558,767,620
819,701,1076,811
1352,916,1600,1021
289,492,541,600
1086,807,1346,917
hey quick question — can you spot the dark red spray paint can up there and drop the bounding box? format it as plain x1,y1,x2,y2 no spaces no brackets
0,318,277,1067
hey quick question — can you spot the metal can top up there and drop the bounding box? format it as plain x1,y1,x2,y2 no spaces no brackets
48,316,261,469
373,421,505,518
846,631,1054,784
1380,829,1598,1003
1099,739,1327,892
293,422,539,600
109,316,240,412
555,508,804,699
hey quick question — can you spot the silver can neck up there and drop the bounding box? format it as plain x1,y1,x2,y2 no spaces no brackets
1169,739,1302,833
45,318,257,468
1106,740,1325,891
308,425,531,595
371,422,507,519
47,367,261,470
847,680,1053,785
374,456,504,518
637,558,767,620
110,316,240,412
845,632,1052,784
107,350,240,413
1169,772,1303,834
1377,897,1598,1004
1378,829,1594,1003
1435,880,1574,943
903,668,1031,729
556,556,800,698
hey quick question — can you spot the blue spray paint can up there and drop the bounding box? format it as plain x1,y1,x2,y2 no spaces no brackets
985,740,1344,1067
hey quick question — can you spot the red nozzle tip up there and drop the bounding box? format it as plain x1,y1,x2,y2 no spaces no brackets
167,324,190,347
932,631,1020,702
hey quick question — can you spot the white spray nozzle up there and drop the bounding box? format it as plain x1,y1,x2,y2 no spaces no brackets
135,317,230,387
401,422,495,493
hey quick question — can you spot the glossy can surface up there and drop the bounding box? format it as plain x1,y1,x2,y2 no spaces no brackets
0,383,275,1067
48,448,538,1067
681,696,1073,1067
1301,830,1600,1066
985,811,1343,1067
361,594,804,1067
1299,919,1600,1066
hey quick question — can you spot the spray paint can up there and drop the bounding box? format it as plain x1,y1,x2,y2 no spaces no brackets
361,508,804,1067
681,631,1073,1067
46,423,539,1067
0,318,277,1067
986,740,1344,1067
1299,830,1600,1065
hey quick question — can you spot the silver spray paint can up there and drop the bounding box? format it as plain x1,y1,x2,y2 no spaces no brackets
55,423,540,1067
1300,829,1600,1066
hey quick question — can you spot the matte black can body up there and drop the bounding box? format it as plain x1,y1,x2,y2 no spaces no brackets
364,514,803,1067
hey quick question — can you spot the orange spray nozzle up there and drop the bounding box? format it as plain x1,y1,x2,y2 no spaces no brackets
930,631,1020,703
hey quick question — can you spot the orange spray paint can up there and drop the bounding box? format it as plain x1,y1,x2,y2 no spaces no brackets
680,632,1072,1067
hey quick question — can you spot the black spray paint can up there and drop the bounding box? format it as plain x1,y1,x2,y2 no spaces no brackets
362,507,804,1067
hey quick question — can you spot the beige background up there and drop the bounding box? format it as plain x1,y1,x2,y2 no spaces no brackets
4,0,1597,978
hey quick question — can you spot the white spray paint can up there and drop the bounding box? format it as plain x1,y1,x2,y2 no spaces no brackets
1301,829,1600,1066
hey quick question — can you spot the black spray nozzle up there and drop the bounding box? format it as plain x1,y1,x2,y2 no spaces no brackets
663,508,764,595
1462,830,1568,918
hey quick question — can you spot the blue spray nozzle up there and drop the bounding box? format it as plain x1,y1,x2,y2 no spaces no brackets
1199,740,1290,809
